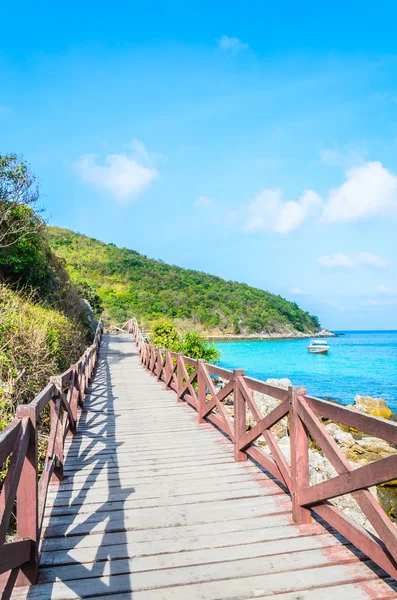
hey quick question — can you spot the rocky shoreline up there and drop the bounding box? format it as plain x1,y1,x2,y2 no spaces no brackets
217,377,397,531
206,328,336,341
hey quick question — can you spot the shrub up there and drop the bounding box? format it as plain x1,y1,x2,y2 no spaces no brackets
150,319,220,363
0,285,89,426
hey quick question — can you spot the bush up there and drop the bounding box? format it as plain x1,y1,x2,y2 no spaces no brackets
151,318,181,351
0,285,89,426
151,319,220,363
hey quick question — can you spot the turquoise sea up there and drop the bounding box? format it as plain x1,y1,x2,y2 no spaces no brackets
215,331,397,412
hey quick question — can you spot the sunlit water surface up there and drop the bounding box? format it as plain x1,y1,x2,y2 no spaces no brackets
215,331,397,411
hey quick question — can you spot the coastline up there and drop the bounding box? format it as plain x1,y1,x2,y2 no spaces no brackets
205,329,336,342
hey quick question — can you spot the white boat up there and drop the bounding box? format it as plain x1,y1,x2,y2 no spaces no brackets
308,340,330,354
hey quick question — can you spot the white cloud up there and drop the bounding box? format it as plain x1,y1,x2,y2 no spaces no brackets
195,195,213,208
318,253,354,268
125,138,166,165
356,252,387,269
318,252,388,269
74,142,159,202
218,35,248,52
290,288,305,295
376,285,391,294
322,161,397,223
221,159,397,236
244,188,322,234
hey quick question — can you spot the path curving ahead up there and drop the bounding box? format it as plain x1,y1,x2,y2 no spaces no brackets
12,334,396,599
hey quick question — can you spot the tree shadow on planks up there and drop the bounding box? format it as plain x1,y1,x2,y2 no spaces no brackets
27,334,139,598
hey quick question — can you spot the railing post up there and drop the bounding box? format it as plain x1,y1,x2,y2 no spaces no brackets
165,350,172,389
15,404,39,586
289,385,311,524
233,369,247,462
70,365,80,426
50,376,64,482
197,359,206,423
177,353,183,402
150,347,156,374
78,360,85,406
157,348,163,380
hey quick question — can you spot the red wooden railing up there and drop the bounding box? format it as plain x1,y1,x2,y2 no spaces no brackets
0,319,103,596
130,318,397,581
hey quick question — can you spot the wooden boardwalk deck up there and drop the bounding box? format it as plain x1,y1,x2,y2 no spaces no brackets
12,334,397,599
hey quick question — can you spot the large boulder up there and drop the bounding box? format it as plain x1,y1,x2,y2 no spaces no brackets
353,395,392,420
81,299,97,333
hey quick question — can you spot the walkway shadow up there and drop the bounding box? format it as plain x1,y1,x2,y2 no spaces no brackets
28,334,138,598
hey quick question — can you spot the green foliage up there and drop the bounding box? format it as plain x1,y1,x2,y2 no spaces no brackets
47,226,321,335
0,155,95,328
73,281,104,317
182,331,220,363
152,318,181,351
151,319,220,363
0,285,89,422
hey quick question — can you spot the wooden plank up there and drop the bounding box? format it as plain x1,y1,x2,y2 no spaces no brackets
44,471,265,503
0,418,30,546
40,514,295,552
300,453,397,505
289,386,311,523
305,394,397,445
42,496,291,537
313,502,397,581
0,418,21,467
51,462,259,491
44,484,284,517
240,398,289,450
10,553,386,600
244,376,290,402
45,479,282,511
28,383,54,416
0,539,31,575
245,445,287,486
203,363,233,379
39,523,324,567
38,535,347,583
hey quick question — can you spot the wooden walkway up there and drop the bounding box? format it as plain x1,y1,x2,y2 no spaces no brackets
12,334,396,599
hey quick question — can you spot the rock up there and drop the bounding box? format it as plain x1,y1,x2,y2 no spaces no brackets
317,329,336,337
324,422,341,437
81,299,97,333
324,423,355,448
377,484,397,523
355,436,393,452
334,429,355,447
266,378,292,390
353,395,392,420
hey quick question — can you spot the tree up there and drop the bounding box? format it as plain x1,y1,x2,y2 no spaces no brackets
151,319,220,363
151,318,181,351
0,154,41,249
182,331,220,363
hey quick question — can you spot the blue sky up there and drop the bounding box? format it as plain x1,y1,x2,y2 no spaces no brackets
1,0,397,329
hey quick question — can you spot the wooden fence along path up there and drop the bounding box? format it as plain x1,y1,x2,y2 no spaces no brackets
0,320,397,598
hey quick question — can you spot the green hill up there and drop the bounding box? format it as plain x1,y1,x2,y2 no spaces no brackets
47,227,320,336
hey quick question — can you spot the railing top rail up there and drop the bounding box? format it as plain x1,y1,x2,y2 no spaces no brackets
304,394,397,444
